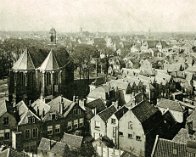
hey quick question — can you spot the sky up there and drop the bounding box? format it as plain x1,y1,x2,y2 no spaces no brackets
0,0,196,32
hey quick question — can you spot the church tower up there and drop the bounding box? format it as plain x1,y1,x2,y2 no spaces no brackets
49,28,57,45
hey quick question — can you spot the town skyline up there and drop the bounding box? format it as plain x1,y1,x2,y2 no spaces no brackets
1,0,196,32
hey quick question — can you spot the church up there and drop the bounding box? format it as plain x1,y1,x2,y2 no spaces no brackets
8,28,74,105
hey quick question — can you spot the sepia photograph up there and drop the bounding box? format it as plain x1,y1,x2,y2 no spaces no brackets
0,0,196,156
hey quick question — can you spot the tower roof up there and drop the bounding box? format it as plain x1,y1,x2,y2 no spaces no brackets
12,49,35,71
39,49,59,72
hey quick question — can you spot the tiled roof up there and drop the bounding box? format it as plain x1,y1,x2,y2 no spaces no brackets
38,137,69,156
157,99,184,112
39,49,59,72
61,133,83,149
98,105,117,122
172,128,191,144
48,96,73,113
31,99,50,117
12,49,35,71
132,101,162,133
16,100,41,125
0,148,29,157
88,85,110,100
152,138,196,157
85,98,106,114
114,106,128,120
0,99,8,117
109,79,129,90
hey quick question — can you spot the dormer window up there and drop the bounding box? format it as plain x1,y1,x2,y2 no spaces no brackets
28,117,32,124
51,113,56,120
32,117,35,123
3,117,9,126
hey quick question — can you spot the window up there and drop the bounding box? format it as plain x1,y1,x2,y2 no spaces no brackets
0,130,4,138
51,114,56,120
67,121,72,131
74,120,78,129
47,126,53,135
55,124,60,133
32,128,38,138
28,117,32,124
32,117,35,123
128,121,133,130
136,136,141,141
173,149,177,155
25,129,30,139
113,127,116,138
119,132,123,136
3,117,9,125
111,118,116,124
95,121,100,129
128,134,133,139
73,109,78,115
79,118,84,127
78,109,81,115
5,132,9,140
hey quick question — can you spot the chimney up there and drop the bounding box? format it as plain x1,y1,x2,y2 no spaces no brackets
94,107,97,115
73,96,76,102
42,109,45,117
37,106,40,116
29,100,31,107
84,98,87,106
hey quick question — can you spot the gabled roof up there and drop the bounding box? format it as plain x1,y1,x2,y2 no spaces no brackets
85,98,106,114
61,133,83,149
114,106,128,120
12,49,35,71
132,101,162,133
157,99,184,112
16,100,41,125
48,96,73,113
31,99,50,117
38,137,69,156
0,148,29,157
172,128,191,144
152,138,196,157
39,49,59,72
0,99,8,117
98,105,117,122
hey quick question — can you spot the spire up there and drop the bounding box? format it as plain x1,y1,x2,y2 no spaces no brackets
12,49,35,71
39,49,59,72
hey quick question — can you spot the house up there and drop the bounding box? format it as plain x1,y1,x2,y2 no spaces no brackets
0,99,17,145
87,84,118,106
0,147,29,157
118,101,162,157
186,109,196,134
42,96,85,140
151,136,196,157
14,100,42,152
90,105,117,140
60,132,83,150
157,98,184,123
30,99,50,118
37,137,70,157
107,106,128,146
85,98,106,120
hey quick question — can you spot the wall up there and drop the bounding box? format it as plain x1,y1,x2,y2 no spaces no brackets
119,110,145,157
107,115,118,146
90,115,106,140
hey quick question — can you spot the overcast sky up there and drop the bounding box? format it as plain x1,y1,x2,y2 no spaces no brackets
0,0,196,32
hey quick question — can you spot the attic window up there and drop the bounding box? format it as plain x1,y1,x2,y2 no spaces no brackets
51,113,56,120
173,149,177,155
111,118,116,124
